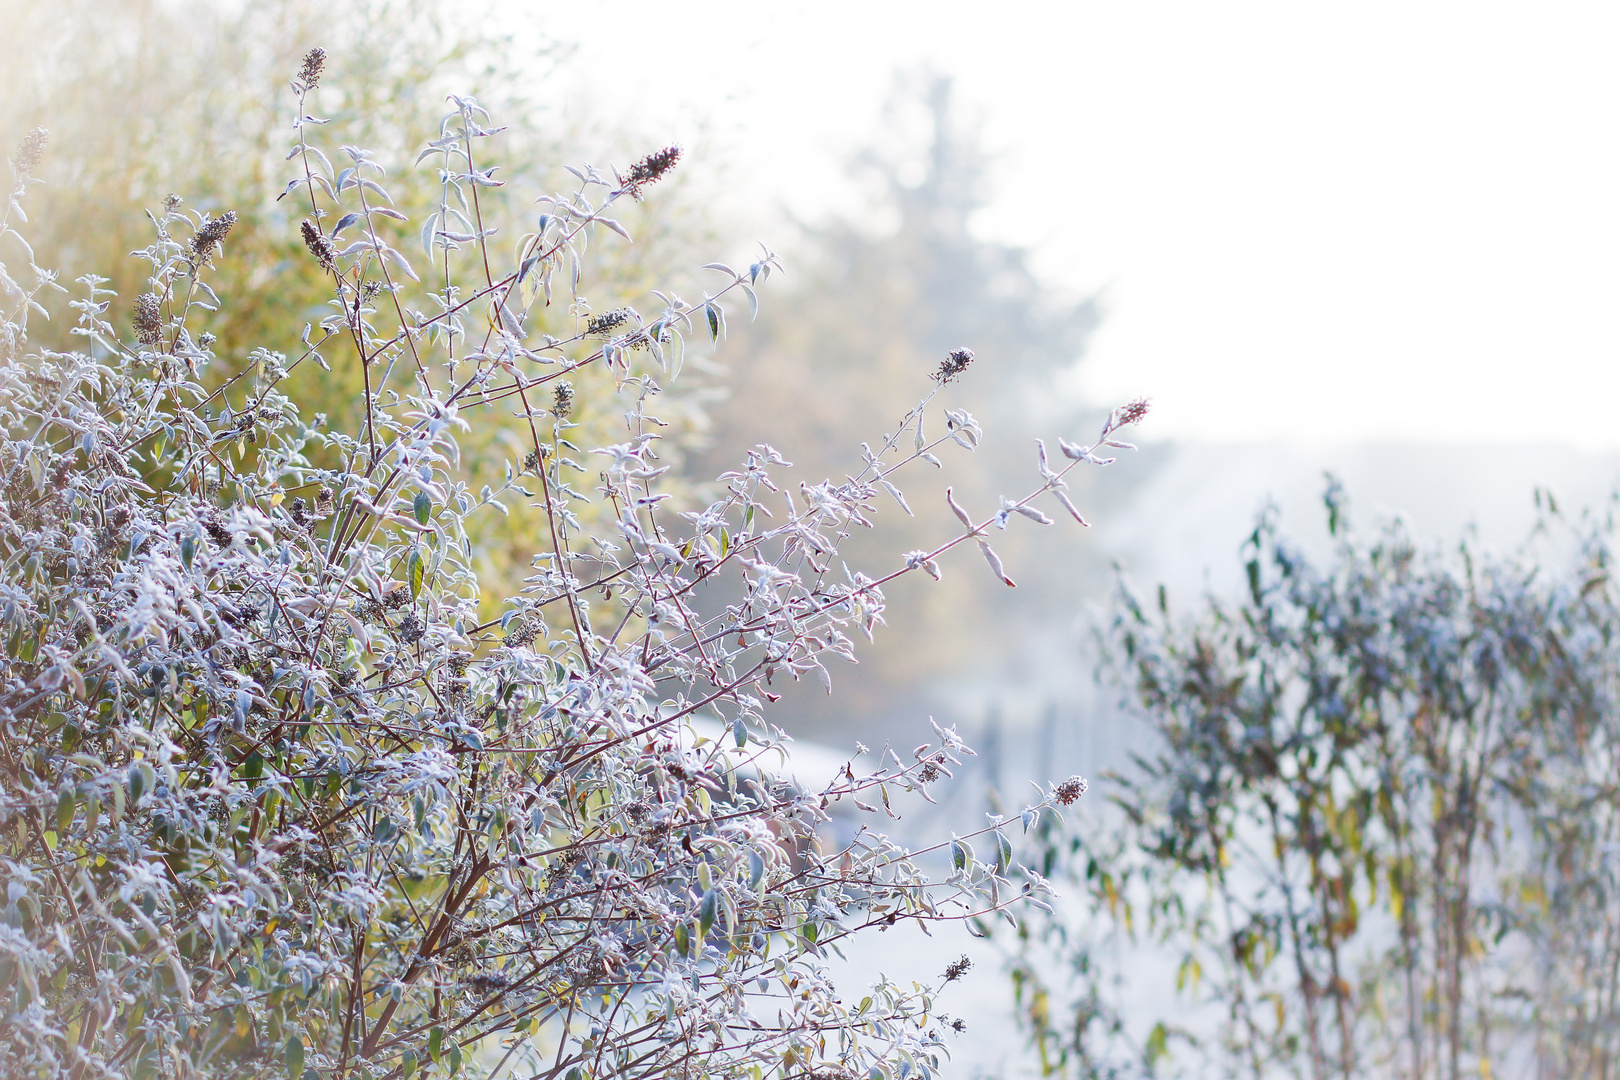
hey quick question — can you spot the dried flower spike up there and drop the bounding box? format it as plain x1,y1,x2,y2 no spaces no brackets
1111,397,1151,430
10,127,47,178
504,617,540,648
301,220,334,270
943,955,973,982
586,308,630,337
623,146,681,199
296,47,327,91
552,380,574,419
934,348,975,384
1056,775,1089,805
191,211,237,263
133,294,162,346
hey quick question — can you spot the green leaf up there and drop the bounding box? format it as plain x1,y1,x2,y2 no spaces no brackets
1146,1021,1169,1066
428,1026,444,1065
55,787,75,834
413,492,432,525
699,888,718,938
408,548,424,601
705,301,725,341
285,1036,304,1077
994,829,1013,873
129,761,153,804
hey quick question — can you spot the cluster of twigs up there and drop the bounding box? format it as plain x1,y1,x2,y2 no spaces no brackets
0,53,1140,1080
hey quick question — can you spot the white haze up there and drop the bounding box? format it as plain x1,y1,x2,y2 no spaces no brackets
523,0,1620,448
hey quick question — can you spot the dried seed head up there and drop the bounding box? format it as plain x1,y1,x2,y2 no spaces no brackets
586,309,630,337
133,294,163,346
296,47,327,91
504,618,540,648
190,211,237,263
934,348,975,384
1111,397,1151,430
193,211,237,259
301,220,334,270
552,381,574,419
315,486,335,515
943,955,972,982
623,146,681,199
397,610,424,644
10,127,47,178
1055,775,1088,805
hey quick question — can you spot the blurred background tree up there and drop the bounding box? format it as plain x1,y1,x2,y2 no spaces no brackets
0,0,724,609
695,71,1148,745
1002,485,1620,1079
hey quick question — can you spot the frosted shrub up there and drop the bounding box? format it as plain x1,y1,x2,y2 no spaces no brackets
0,53,1140,1080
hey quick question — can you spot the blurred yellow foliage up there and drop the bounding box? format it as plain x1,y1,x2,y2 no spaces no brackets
2,0,725,611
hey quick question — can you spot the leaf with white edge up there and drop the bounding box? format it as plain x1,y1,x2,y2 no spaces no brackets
879,480,913,516
386,246,419,282
599,217,632,241
1053,489,1090,526
977,539,1016,587
1036,438,1056,478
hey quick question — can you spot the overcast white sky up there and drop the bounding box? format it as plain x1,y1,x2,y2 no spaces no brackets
518,0,1620,448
